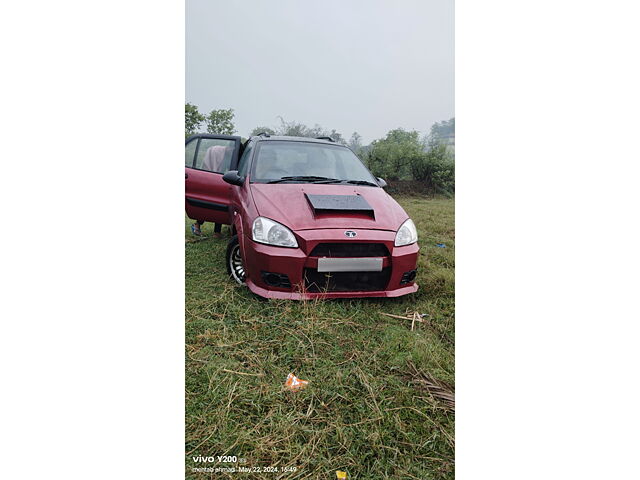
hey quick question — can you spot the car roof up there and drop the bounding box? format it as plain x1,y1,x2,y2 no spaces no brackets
249,135,344,146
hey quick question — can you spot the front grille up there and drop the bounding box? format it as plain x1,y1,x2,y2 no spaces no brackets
304,267,391,292
309,243,390,258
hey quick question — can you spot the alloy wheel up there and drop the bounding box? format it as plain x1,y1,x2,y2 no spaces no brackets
229,244,246,285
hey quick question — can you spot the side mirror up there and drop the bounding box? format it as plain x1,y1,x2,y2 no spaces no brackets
376,177,387,188
223,170,244,187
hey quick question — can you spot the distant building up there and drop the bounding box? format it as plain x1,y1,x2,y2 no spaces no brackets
437,132,455,155
430,118,455,154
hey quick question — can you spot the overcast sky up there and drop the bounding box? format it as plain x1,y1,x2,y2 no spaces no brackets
186,0,453,144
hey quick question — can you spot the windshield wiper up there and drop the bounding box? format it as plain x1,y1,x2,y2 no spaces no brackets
265,176,379,186
342,179,379,187
266,176,341,184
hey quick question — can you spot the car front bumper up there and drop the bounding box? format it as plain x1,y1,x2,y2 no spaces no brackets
241,228,419,300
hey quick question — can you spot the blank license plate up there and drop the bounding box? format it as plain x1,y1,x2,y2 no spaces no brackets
317,257,383,272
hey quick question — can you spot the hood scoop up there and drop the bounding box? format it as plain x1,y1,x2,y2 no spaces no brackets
305,193,375,218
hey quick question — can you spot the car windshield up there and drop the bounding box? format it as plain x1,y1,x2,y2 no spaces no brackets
250,141,378,185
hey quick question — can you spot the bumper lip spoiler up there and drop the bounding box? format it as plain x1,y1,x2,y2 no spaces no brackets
245,279,418,300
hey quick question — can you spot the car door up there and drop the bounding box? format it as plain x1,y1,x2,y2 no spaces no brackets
185,134,242,224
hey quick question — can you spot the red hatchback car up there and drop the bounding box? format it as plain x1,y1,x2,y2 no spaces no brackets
185,133,419,300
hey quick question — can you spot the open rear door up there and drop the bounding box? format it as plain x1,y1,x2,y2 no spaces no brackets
185,134,242,224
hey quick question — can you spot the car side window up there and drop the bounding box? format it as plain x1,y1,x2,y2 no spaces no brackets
237,142,253,177
185,139,197,167
194,138,236,173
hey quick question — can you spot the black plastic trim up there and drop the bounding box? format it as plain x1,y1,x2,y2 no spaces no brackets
185,197,229,212
310,243,390,258
261,271,292,289
304,267,391,292
400,269,417,285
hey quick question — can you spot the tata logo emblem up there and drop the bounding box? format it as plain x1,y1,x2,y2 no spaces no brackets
344,230,357,238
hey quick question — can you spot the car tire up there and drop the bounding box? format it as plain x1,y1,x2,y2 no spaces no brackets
226,235,246,285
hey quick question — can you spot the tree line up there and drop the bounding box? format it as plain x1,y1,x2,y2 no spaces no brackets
186,103,454,195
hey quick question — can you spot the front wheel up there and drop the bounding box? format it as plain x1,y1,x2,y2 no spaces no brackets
226,235,246,285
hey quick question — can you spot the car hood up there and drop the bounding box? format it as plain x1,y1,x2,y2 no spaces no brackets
249,183,408,232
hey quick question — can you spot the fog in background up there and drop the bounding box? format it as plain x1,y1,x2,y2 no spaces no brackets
186,0,454,143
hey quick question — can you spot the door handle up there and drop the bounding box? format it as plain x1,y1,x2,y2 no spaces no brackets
185,173,188,179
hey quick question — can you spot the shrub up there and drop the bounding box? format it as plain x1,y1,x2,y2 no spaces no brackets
365,129,423,181
410,141,455,195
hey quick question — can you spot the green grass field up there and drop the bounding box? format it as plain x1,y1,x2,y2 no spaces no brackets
185,196,454,479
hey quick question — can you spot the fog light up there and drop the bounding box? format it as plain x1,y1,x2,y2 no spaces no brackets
261,271,292,289
400,269,417,285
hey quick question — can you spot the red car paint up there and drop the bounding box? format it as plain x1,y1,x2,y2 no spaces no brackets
185,167,234,225
249,183,408,231
185,134,420,300
185,134,241,224
242,227,419,300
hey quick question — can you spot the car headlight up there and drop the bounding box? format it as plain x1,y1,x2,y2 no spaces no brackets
394,219,418,246
252,217,298,248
